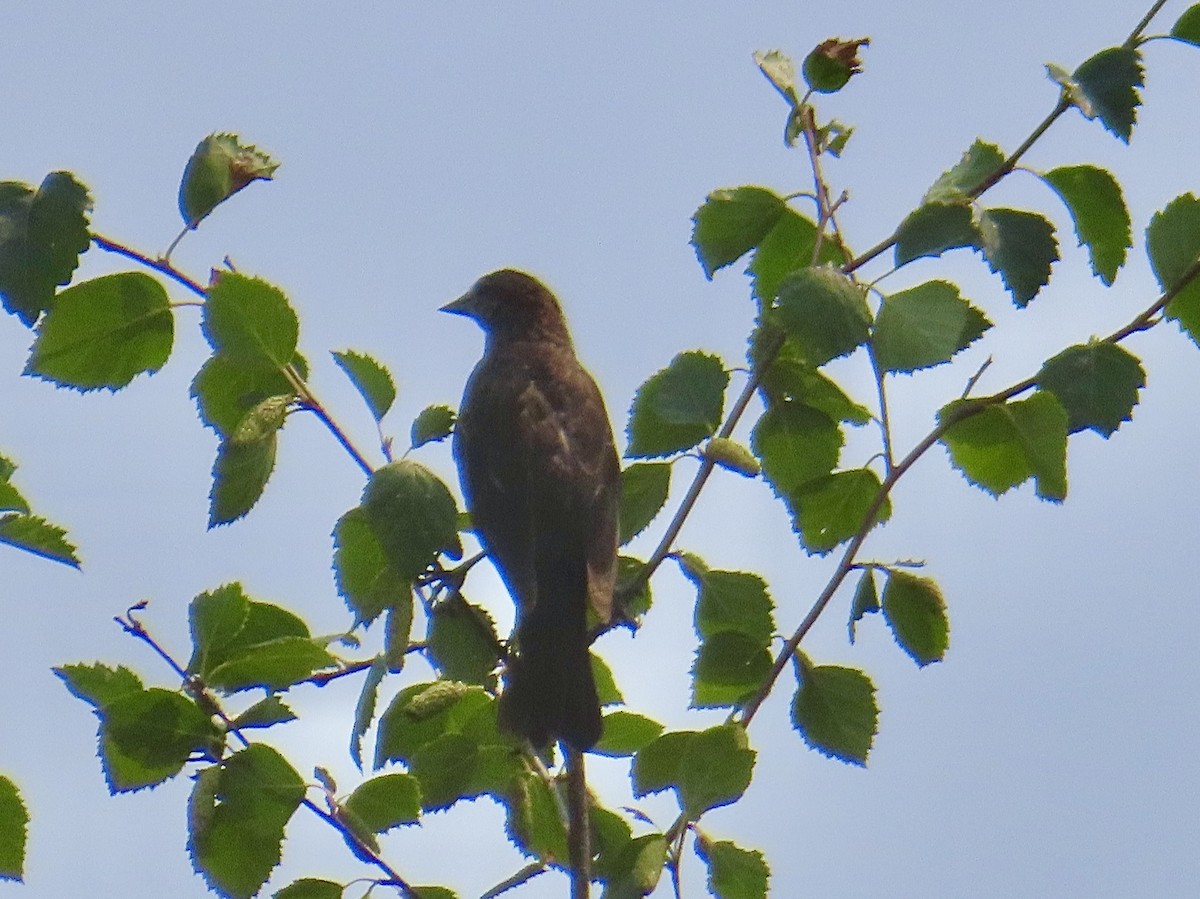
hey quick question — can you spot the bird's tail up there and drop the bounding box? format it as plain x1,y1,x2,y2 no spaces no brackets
500,606,601,751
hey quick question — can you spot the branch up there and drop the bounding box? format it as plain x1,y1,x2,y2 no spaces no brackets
92,233,208,297
565,746,591,899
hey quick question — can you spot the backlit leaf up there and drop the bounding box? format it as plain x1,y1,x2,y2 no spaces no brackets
1036,342,1144,436
872,280,991,373
977,208,1058,306
626,351,729,458
774,266,871,366
881,571,949,666
1043,165,1130,285
332,349,396,422
791,654,877,765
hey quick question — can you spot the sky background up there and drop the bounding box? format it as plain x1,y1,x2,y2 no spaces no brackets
3,1,1199,897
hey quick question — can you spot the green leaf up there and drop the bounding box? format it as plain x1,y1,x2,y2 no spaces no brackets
351,656,387,770
411,404,456,449
408,733,488,811
191,354,298,439
1147,194,1200,344
977,208,1059,306
0,776,27,882
691,632,772,709
274,880,343,899
626,352,729,458
939,392,1069,501
412,888,459,899
1036,342,1145,436
801,37,868,94
602,833,668,897
333,506,409,625
0,456,29,515
691,187,787,278
102,688,220,792
0,172,92,326
360,460,463,581
207,636,333,693
375,681,495,767
0,513,80,567
230,696,296,730
618,462,671,544
872,281,991,373
202,274,298,368
894,202,979,267
788,468,891,554
751,403,842,496
848,568,879,643
188,745,304,899
54,662,144,710
332,349,396,422
503,769,568,862
923,140,1005,204
590,806,635,883
1071,47,1144,142
179,133,279,228
678,561,775,645
754,349,871,425
790,655,877,765
25,272,173,390
426,594,501,687
705,437,760,478
1042,165,1131,285
592,653,624,707
1170,4,1200,45
344,773,422,833
594,711,665,757
209,432,277,526
882,570,950,667
747,208,844,303
633,725,754,818
617,555,653,619
695,837,770,899
774,266,871,366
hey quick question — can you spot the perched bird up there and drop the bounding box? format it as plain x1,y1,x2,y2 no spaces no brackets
443,269,620,751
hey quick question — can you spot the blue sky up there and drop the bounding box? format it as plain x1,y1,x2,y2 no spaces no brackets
3,1,1199,896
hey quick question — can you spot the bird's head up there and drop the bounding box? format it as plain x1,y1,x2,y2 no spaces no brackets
441,269,572,346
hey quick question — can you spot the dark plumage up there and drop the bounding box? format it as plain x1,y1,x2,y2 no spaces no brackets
443,269,620,750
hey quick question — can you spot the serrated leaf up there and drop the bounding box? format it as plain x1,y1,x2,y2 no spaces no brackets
894,202,979,267
332,350,396,422
591,653,624,707
691,632,773,709
408,732,486,811
705,437,760,477
503,769,568,862
54,662,144,709
344,773,421,833
603,833,668,897
695,837,770,899
209,432,277,526
617,555,653,619
0,173,92,326
977,208,1059,306
102,688,220,792
1036,342,1144,436
1042,165,1130,285
594,711,665,757
426,594,501,686
179,133,279,228
1071,47,1143,142
774,266,871,366
411,404,455,449
202,274,298,368
385,600,415,671
188,745,304,899
678,563,775,645
333,506,409,625
1171,4,1200,45
24,272,173,390
939,391,1068,501
747,208,844,303
788,468,891,555
872,280,991,373
191,354,299,439
691,187,787,278
633,725,754,818
626,351,729,458
360,460,462,581
1147,194,1200,344
751,403,843,496
351,656,387,770
231,696,297,730
0,776,27,882
882,570,949,667
848,568,879,643
618,462,671,545
274,880,343,899
375,682,495,768
754,346,871,425
923,140,1005,204
0,456,29,515
791,656,877,765
207,636,334,693
0,512,80,566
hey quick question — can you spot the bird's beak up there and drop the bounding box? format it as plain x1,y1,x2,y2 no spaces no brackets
439,290,475,316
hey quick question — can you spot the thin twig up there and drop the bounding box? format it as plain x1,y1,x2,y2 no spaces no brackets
92,233,208,297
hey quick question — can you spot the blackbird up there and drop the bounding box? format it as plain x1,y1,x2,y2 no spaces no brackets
442,269,620,750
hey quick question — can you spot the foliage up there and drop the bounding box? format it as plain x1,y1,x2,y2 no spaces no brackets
4,4,1200,897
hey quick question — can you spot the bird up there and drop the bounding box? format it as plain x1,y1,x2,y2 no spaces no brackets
442,269,620,751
